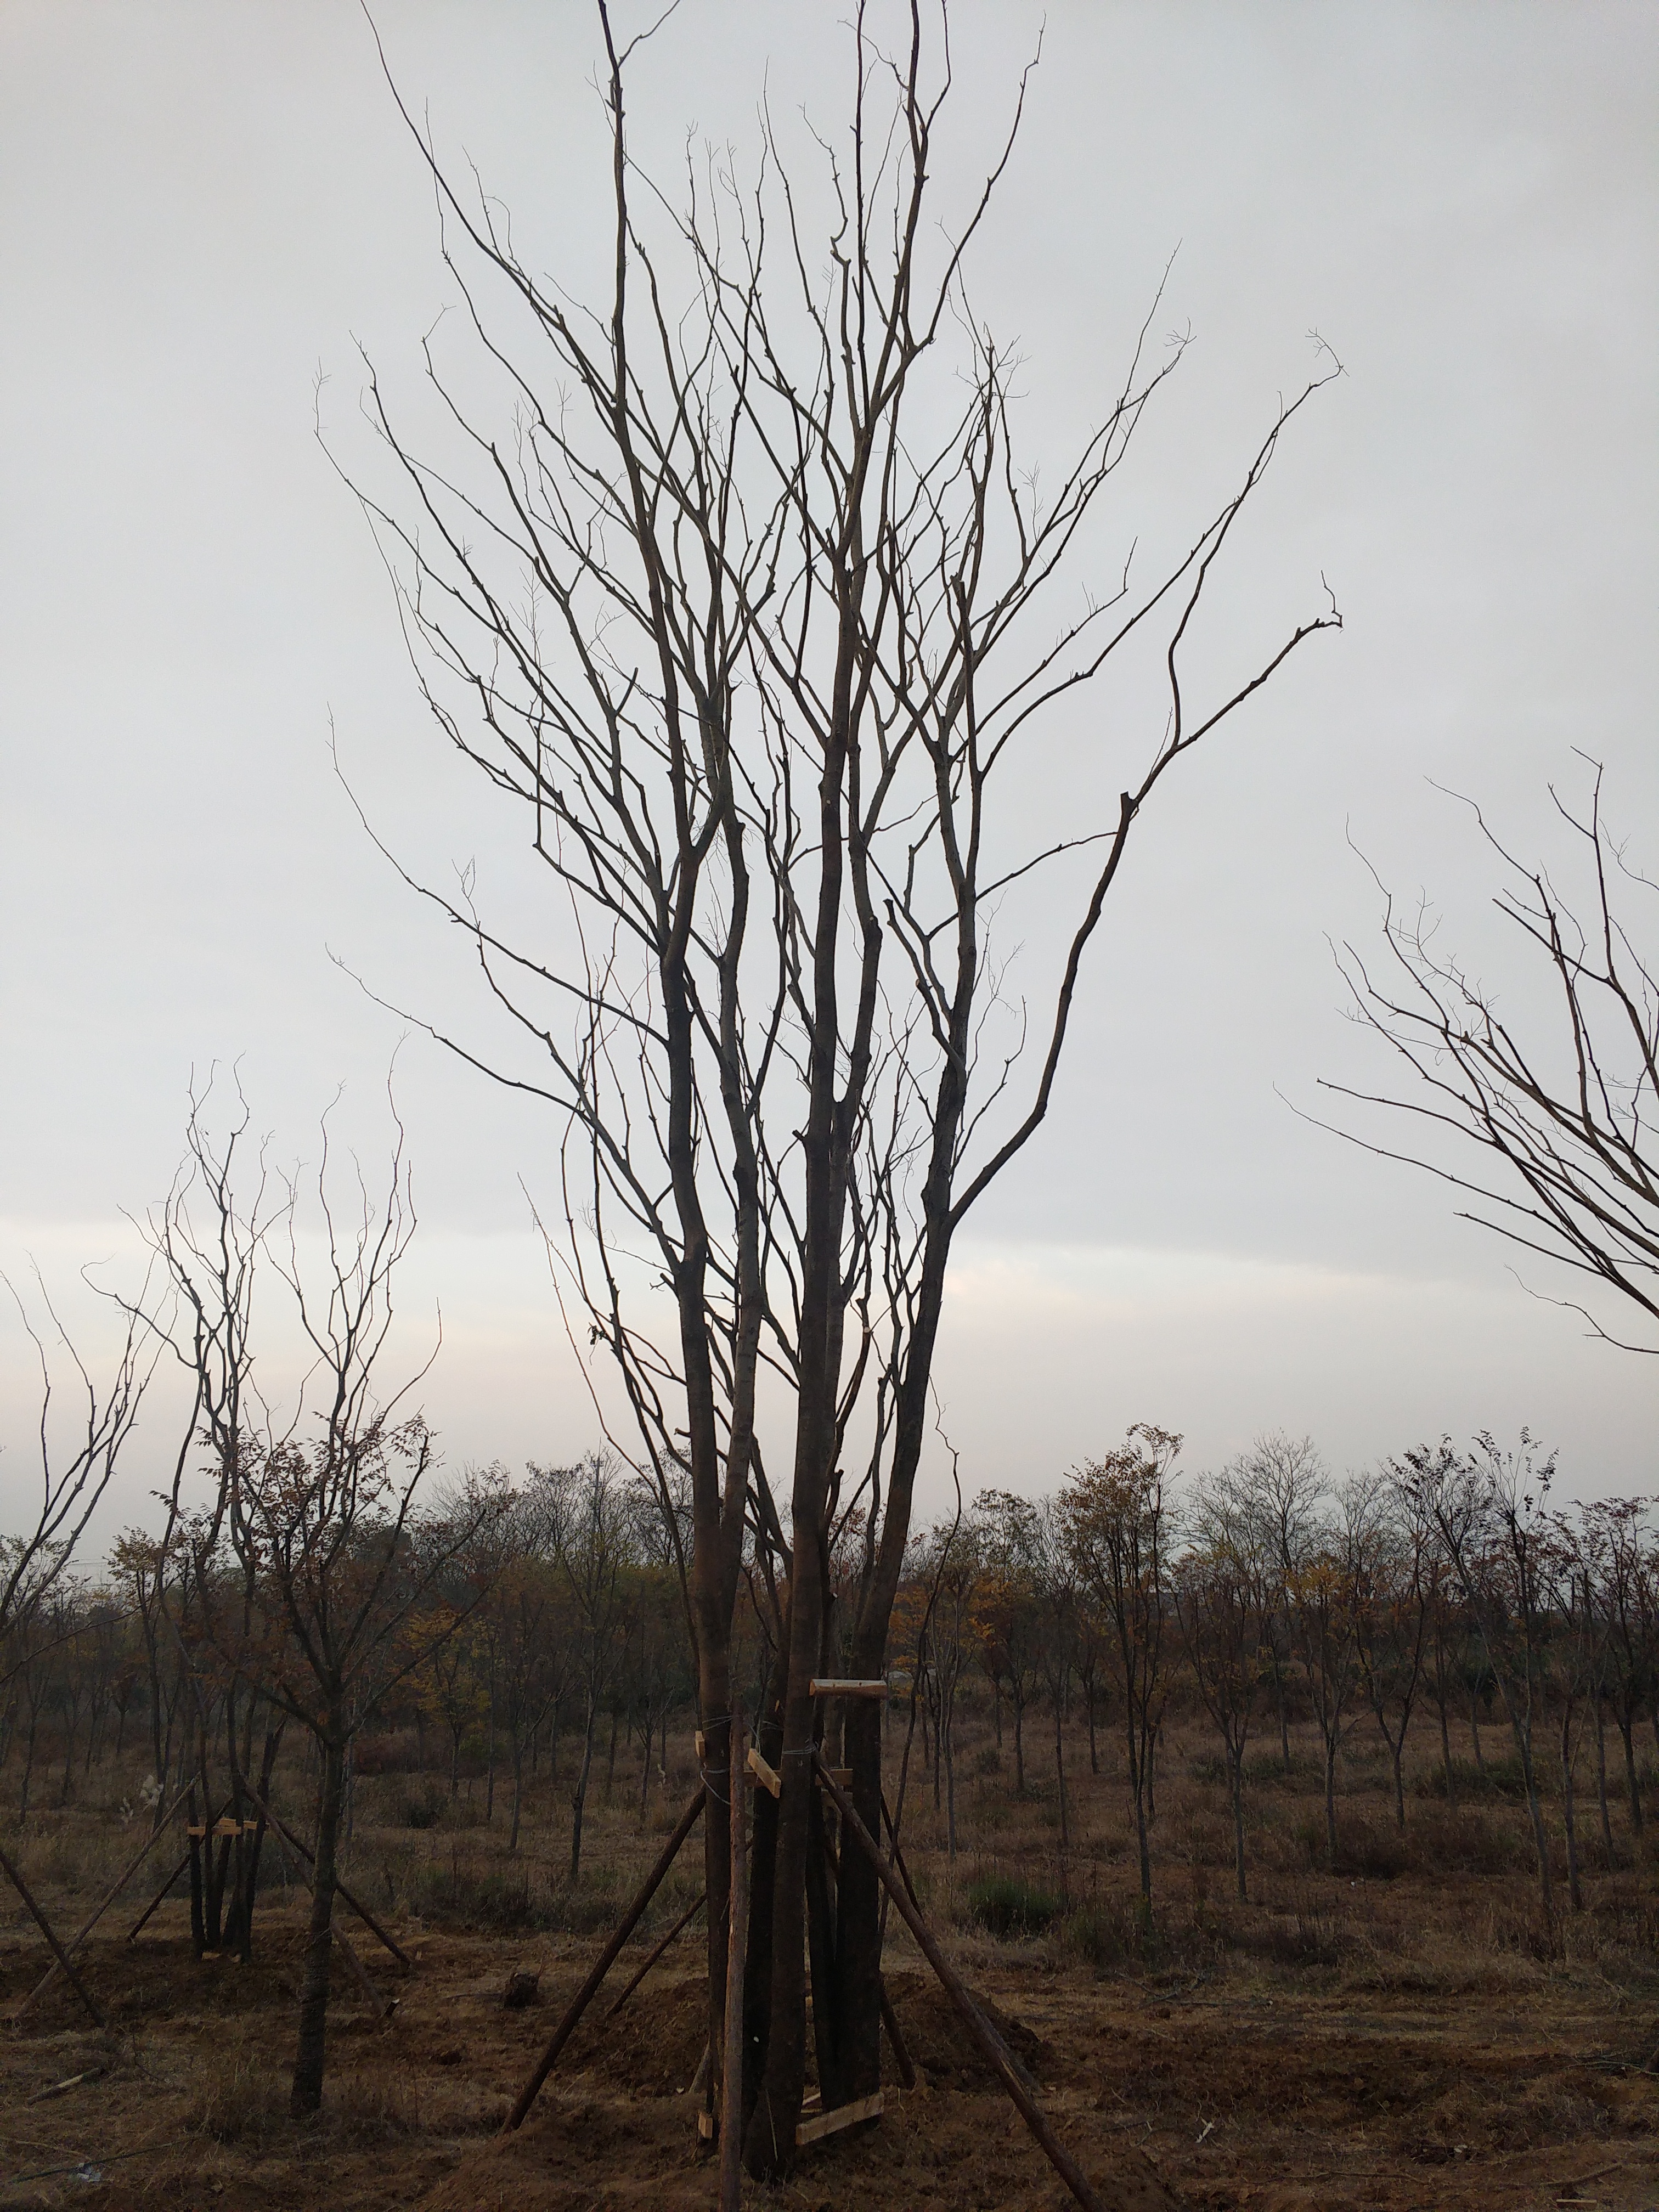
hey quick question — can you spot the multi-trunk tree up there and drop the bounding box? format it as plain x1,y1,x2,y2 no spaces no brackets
347,1,1339,2170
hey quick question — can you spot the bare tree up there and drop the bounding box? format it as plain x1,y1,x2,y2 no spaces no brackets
1400,1432,1562,1920
341,3,1339,2162
1353,1470,1432,1832
1580,1495,1656,1836
1175,1476,1270,1901
2,1271,157,1646
1326,767,1657,1353
535,1451,637,1884
1062,1424,1180,1903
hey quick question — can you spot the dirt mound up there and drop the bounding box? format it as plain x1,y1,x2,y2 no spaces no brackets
883,1967,1054,2090
556,1968,709,2096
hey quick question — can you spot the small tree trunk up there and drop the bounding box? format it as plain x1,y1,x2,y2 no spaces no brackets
1323,1737,1339,1870
1129,1723,1152,1903
1053,1699,1069,1855
509,1744,524,1854
1437,1696,1457,1808
485,1691,496,1824
1594,1699,1615,1866
1519,1742,1554,1919
1391,1739,1406,1832
1469,1685,1485,1772
569,1693,596,1886
1561,1718,1583,1911
1012,1691,1026,1797
1618,1716,1643,1834
187,1786,205,1957
1229,1752,1247,1904
290,1729,347,2117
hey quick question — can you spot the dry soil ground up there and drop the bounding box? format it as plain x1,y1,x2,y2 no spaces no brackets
2,1722,1656,2211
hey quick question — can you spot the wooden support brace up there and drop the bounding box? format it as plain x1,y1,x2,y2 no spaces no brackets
745,1746,781,1798
604,1889,705,2019
816,1754,1108,2212
0,1837,106,2030
501,1784,707,2134
235,1779,410,1968
19,1779,193,2017
126,1848,191,1943
796,2090,883,2146
808,1678,887,1699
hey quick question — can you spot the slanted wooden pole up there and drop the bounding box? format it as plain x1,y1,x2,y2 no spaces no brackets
501,1784,706,2134
19,1781,192,2016
605,1889,704,2019
0,1836,106,2030
720,1722,748,2211
126,1848,191,1943
262,1819,393,2024
816,1755,1109,2212
235,1778,409,1968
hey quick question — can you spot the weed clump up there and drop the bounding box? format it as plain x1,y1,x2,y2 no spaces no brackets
964,1871,1060,1940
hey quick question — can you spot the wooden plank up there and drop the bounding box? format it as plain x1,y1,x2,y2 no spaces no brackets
746,1746,781,1798
828,1768,853,1786
808,1678,887,1699
795,2090,883,2146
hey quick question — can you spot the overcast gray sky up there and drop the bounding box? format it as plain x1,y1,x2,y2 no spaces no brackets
2,1,1655,1549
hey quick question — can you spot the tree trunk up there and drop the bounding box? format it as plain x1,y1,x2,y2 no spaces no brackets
1618,1715,1643,1833
1323,1738,1339,1870
1561,1718,1583,1911
1438,1695,1456,1808
1594,1700,1615,1866
1053,1698,1069,1857
569,1692,597,1886
1230,1753,1247,1904
1129,1722,1152,1904
744,1522,826,2177
1012,1690,1026,1797
290,1729,346,2117
1519,1745,1554,1918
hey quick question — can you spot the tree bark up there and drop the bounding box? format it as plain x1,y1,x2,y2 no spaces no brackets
290,1728,346,2116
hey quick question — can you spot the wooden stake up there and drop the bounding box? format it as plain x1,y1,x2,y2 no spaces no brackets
0,1836,106,2030
501,1784,706,2134
720,1722,748,2211
816,1755,1108,2212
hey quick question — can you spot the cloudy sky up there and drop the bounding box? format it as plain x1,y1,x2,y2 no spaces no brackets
2,1,1654,1550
